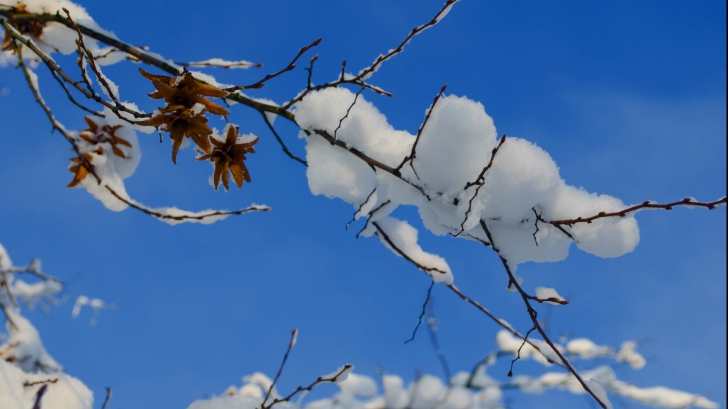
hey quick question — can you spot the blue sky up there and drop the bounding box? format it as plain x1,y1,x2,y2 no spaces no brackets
0,1,725,408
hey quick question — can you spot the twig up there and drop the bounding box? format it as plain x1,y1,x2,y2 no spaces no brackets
452,134,507,237
262,328,298,408
63,8,120,106
12,36,101,184
394,84,447,176
355,200,391,239
405,280,434,344
1,19,147,122
333,86,364,141
355,0,459,81
105,186,270,222
307,129,431,200
507,327,536,377
225,38,322,91
23,379,58,387
346,188,377,230
263,364,353,409
546,197,728,232
426,298,452,382
260,112,307,166
370,221,561,365
32,384,48,409
372,222,448,276
101,387,113,409
479,219,607,409
305,54,318,89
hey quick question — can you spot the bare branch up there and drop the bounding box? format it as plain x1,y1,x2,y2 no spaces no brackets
260,112,307,166
546,197,728,233
394,84,447,176
262,328,298,408
370,221,561,366
355,0,459,81
32,383,48,409
333,86,364,141
426,298,452,382
405,280,434,344
225,38,322,92
306,129,431,200
101,387,113,409
452,134,507,236
346,188,377,230
105,186,270,222
263,364,353,409
479,219,607,409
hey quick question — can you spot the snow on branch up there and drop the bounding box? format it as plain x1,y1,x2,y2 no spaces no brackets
355,0,459,81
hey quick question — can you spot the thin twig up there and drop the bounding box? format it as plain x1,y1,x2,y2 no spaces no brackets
23,379,58,387
263,364,353,409
262,328,298,408
507,327,536,377
225,38,322,91
105,186,270,222
346,188,377,230
426,298,452,382
394,84,447,176
12,36,101,184
355,0,459,81
405,280,434,344
546,197,728,232
333,86,364,141
260,112,307,166
307,129,431,200
32,384,48,409
452,134,507,237
101,387,113,409
479,219,606,408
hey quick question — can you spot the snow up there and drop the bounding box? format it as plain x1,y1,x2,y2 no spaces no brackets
185,58,260,69
534,286,566,305
295,89,641,286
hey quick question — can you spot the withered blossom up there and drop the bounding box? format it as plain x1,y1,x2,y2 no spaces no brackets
67,152,94,188
1,5,45,53
78,116,131,158
197,125,258,191
137,68,229,163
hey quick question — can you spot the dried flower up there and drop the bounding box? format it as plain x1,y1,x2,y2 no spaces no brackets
1,5,45,53
137,68,229,163
78,116,131,158
67,153,94,188
198,125,258,190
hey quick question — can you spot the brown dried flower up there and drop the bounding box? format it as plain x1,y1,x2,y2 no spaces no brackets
78,116,131,158
197,125,258,191
137,68,230,163
1,5,46,53
67,152,94,188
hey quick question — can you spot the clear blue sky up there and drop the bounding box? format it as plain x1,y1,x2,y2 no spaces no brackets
0,1,725,408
